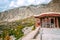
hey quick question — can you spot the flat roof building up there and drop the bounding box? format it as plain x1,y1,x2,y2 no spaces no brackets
34,12,60,28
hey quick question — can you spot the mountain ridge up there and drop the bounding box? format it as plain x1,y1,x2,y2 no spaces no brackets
0,0,60,22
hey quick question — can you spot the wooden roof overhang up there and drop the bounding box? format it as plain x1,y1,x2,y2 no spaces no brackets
34,12,60,18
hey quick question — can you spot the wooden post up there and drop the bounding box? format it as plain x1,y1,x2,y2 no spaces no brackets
49,18,51,28
41,18,42,27
53,18,55,28
42,18,45,28
41,18,43,27
45,18,48,28
56,18,59,28
40,19,42,26
55,18,57,28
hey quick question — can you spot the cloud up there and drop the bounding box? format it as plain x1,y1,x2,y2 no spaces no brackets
9,0,51,8
26,0,35,5
16,0,26,6
9,1,17,7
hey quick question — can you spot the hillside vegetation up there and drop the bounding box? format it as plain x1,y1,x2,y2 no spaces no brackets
0,16,35,40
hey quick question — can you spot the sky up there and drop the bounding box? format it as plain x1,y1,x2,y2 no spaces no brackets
0,0,52,12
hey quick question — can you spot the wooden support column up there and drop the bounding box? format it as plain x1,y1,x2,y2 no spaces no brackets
40,19,42,26
49,18,51,28
53,18,55,28
47,17,51,28
41,18,43,27
55,18,57,28
42,18,44,28
45,18,48,28
56,18,59,28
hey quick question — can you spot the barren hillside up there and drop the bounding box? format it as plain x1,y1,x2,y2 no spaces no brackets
0,0,60,22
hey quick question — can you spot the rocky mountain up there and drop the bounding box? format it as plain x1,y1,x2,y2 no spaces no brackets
0,0,60,22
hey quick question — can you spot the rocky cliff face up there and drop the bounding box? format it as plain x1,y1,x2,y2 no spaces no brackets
0,0,60,22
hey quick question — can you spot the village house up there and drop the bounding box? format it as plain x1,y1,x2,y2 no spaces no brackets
34,12,60,28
